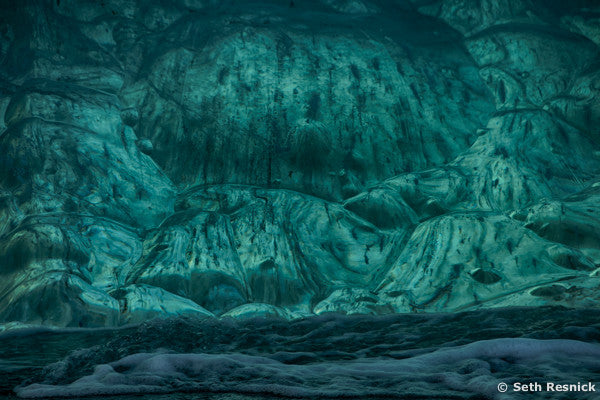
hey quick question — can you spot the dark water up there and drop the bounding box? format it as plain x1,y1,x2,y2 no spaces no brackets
2,307,600,399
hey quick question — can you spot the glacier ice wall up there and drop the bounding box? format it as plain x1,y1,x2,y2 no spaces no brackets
0,0,599,326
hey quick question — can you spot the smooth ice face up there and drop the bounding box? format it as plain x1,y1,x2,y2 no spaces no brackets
0,0,600,326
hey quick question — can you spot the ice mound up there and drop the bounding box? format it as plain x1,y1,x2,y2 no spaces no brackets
16,338,600,399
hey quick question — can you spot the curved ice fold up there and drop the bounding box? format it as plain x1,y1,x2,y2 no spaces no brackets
16,338,600,399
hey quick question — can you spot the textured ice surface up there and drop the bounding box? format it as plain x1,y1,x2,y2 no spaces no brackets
3,310,599,399
0,307,600,400
15,339,600,399
1,0,600,326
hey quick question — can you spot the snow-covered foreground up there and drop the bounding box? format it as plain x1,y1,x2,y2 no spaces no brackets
2,308,600,399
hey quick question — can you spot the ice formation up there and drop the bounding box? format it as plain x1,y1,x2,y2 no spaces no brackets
0,0,599,327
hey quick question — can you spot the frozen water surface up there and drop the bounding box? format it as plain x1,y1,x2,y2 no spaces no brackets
2,307,600,399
